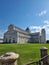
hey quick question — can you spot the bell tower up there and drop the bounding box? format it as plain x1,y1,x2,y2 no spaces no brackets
41,29,46,43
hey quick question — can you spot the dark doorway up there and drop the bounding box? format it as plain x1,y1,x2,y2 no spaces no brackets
13,39,15,43
6,38,7,43
13,38,15,43
9,39,11,43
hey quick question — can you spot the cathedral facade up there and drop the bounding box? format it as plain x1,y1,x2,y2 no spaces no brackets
3,24,46,43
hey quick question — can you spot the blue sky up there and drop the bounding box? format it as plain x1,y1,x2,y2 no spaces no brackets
0,0,49,40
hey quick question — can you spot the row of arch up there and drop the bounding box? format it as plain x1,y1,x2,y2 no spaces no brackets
5,38,17,43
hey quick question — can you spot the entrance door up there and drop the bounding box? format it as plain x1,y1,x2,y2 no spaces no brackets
9,39,11,43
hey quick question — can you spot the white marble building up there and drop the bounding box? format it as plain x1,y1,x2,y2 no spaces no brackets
3,24,46,43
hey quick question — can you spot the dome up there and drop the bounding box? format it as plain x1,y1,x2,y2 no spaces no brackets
8,24,14,31
25,27,30,32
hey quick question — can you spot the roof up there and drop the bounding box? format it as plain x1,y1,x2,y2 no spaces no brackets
4,24,40,35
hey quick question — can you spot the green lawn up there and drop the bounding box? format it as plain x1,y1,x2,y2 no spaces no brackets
0,43,49,65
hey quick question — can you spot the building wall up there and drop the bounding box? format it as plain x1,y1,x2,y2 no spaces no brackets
4,30,17,43
0,39,3,43
3,24,46,43
17,32,31,43
4,31,40,43
4,30,31,43
29,32,40,43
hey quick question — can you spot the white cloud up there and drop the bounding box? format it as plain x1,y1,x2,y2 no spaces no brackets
30,26,41,33
29,20,49,36
30,26,41,32
44,20,49,24
37,10,47,16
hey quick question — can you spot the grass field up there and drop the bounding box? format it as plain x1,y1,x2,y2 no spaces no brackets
0,43,49,65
